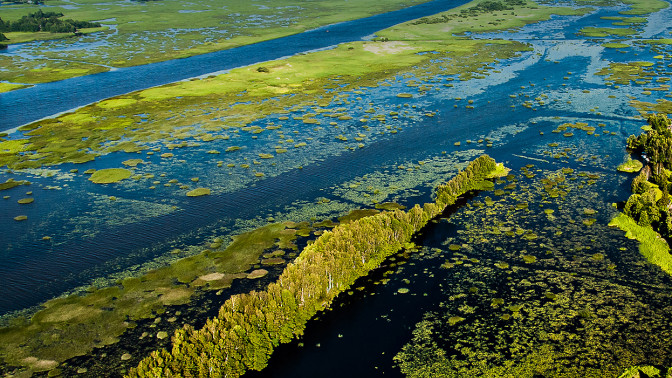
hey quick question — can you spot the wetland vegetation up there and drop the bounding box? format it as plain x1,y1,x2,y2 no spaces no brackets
128,155,504,377
0,0,435,85
2,0,672,376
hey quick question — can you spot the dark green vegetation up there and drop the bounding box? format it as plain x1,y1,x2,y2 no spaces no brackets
127,156,504,377
0,179,30,191
621,114,672,242
88,168,133,184
0,10,100,34
609,114,672,278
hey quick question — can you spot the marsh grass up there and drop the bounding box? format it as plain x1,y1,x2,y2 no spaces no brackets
609,213,672,275
0,223,298,372
0,0,434,83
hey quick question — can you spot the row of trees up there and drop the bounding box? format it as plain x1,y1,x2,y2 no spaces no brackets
0,10,100,34
624,114,672,237
127,155,500,377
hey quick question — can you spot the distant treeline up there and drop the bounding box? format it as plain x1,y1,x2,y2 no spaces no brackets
0,9,100,34
624,114,672,238
6,0,43,4
126,155,501,377
412,0,525,25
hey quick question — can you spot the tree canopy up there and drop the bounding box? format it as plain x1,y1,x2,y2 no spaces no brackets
0,10,100,34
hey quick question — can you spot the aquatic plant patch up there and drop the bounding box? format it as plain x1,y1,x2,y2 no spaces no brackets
395,158,672,376
0,223,300,373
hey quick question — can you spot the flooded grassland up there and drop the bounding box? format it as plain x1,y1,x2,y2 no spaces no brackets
2,0,672,376
0,0,433,86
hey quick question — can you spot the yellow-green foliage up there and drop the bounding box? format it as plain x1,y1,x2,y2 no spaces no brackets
0,82,29,93
596,61,655,85
377,0,588,40
617,159,643,173
127,155,503,377
619,0,669,15
603,42,630,48
609,213,672,275
618,366,667,377
579,26,638,37
88,168,132,184
186,188,211,197
0,139,28,154
0,178,30,191
630,99,672,116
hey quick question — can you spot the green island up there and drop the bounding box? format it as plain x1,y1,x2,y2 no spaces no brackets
391,118,672,377
88,168,133,184
128,155,505,377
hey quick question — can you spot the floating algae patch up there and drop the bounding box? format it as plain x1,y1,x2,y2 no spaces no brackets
122,159,145,167
186,188,211,197
331,150,485,205
88,168,132,184
579,27,638,38
603,42,630,49
0,179,30,191
595,61,655,85
338,209,380,224
375,202,407,211
0,222,298,373
61,194,178,237
247,269,269,279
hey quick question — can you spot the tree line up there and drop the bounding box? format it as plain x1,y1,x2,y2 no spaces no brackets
126,155,501,377
0,9,100,34
623,114,672,238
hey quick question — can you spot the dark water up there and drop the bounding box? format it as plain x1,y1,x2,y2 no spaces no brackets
0,0,473,131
